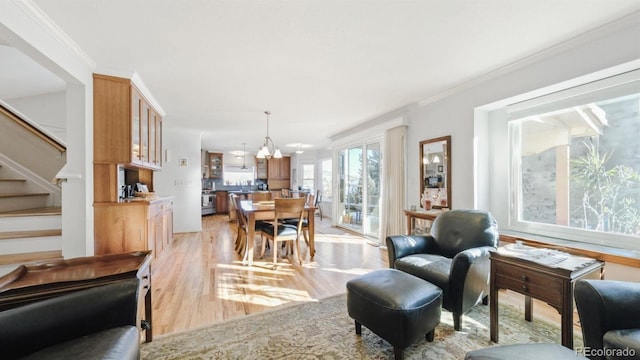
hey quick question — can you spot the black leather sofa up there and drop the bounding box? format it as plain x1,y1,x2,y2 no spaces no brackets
0,278,140,360
575,279,640,360
386,209,498,330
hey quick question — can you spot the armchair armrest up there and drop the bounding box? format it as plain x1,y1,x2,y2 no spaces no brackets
0,278,140,359
449,246,495,312
385,235,435,268
575,279,640,352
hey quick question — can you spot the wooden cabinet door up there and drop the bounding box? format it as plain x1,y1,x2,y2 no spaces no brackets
131,90,143,165
267,158,281,179
209,153,223,178
279,157,290,180
216,191,229,213
141,102,150,167
256,157,267,179
154,113,162,168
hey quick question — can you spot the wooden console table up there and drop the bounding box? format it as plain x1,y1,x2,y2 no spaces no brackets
0,251,153,342
489,247,604,349
403,208,442,235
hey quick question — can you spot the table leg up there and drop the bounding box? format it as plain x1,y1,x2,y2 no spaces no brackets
525,295,532,321
561,283,574,349
490,274,499,343
406,216,412,235
308,208,315,258
245,213,255,266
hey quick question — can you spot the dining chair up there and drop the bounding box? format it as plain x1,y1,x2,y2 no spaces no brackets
314,189,323,220
233,196,270,256
260,197,306,266
283,193,314,245
281,189,291,198
251,192,272,202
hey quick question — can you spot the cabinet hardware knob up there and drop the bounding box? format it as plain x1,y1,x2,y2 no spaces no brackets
522,285,528,291
521,275,528,281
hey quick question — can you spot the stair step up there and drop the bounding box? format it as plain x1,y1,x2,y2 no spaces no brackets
0,229,61,240
0,206,61,217
0,192,49,198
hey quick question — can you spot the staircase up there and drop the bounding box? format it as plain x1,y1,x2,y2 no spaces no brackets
0,103,65,276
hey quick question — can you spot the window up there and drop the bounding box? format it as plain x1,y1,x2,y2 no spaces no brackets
508,70,640,250
223,167,254,186
321,159,332,200
302,164,314,191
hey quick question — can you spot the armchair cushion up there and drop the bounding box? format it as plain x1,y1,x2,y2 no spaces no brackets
575,279,640,360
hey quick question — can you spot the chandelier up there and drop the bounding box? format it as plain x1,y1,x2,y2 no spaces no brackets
256,111,282,159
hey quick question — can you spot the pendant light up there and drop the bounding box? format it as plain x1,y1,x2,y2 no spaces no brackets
241,143,248,170
256,111,282,159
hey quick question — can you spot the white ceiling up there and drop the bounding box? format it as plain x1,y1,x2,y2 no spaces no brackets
3,0,640,159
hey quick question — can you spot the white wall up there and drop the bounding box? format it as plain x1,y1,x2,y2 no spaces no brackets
154,126,203,233
6,91,67,142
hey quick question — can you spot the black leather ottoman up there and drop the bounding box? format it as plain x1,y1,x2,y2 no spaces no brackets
465,343,588,359
346,269,442,360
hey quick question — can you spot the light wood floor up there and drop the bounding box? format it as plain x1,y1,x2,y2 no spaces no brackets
150,213,577,337
149,214,387,336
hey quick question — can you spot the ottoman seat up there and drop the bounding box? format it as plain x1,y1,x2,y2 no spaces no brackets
465,343,588,360
346,269,442,360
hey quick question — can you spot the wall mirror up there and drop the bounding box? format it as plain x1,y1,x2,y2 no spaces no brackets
419,135,451,209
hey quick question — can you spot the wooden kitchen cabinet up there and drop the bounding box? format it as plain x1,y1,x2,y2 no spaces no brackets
94,74,162,170
255,157,267,179
94,198,174,260
267,156,291,190
209,152,223,178
216,191,229,213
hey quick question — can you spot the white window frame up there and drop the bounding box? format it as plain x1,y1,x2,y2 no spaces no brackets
505,68,640,252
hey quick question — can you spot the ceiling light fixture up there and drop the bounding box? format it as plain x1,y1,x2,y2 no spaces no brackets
295,145,304,154
256,111,282,159
241,142,248,170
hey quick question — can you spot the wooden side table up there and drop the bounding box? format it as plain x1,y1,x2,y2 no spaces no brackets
0,251,153,342
403,209,442,235
489,248,604,349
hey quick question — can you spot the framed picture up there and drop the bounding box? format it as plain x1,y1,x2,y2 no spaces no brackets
438,165,444,172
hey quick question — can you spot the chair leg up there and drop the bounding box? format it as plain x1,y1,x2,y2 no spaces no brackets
355,320,361,335
425,329,435,342
453,313,462,331
295,238,302,265
482,295,489,305
273,239,278,265
302,229,309,245
393,347,404,360
260,235,267,258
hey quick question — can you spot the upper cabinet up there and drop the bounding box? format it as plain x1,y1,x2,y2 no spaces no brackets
94,74,162,170
208,152,223,178
255,157,267,179
266,156,290,190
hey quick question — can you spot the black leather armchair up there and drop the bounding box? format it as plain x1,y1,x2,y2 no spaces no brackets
0,279,140,360
575,279,640,360
386,209,498,330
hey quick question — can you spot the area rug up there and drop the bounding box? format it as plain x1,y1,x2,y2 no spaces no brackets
141,294,581,359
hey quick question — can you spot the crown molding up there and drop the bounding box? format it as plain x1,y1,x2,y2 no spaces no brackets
13,0,96,70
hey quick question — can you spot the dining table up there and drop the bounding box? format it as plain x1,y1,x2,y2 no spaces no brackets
239,200,316,266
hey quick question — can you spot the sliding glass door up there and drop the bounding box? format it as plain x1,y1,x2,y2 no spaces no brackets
337,140,382,238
